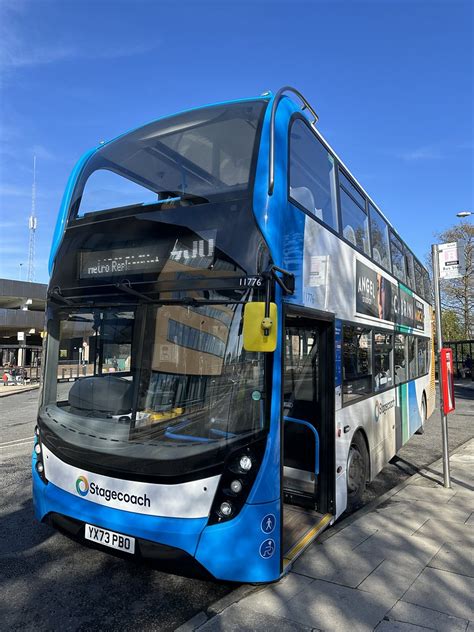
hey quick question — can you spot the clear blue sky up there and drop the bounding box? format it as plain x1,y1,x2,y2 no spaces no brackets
0,0,472,283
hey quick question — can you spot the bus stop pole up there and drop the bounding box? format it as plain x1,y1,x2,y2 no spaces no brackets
431,244,451,488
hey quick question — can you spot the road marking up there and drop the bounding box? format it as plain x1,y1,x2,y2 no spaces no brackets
0,437,33,448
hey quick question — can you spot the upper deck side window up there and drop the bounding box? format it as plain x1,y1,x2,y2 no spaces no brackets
288,118,339,231
390,231,406,284
404,247,415,291
339,170,370,256
414,259,425,298
369,204,391,272
70,100,267,219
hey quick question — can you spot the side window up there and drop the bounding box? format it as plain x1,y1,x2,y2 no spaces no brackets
394,334,407,384
374,332,393,392
405,248,415,291
423,270,432,304
339,171,370,255
418,338,428,375
414,260,425,299
390,232,406,283
289,119,339,231
408,336,417,380
369,204,391,271
342,325,372,403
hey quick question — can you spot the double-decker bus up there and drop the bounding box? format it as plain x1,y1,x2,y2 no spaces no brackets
33,87,435,583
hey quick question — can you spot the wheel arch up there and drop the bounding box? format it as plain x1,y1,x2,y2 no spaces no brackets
350,426,371,482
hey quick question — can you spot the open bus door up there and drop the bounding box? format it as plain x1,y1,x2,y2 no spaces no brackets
281,308,335,571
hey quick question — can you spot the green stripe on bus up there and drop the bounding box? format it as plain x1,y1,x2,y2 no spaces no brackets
396,325,411,333
399,283,413,296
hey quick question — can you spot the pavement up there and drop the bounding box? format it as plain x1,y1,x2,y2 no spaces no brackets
178,421,474,630
0,383,39,398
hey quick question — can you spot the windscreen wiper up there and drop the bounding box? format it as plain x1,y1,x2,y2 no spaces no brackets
48,286,74,305
115,281,154,303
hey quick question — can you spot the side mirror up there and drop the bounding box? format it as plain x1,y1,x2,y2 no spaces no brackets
243,302,277,352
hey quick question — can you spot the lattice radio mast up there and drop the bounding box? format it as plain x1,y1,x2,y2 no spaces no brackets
27,155,37,282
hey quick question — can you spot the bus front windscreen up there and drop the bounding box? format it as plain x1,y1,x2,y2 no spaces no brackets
40,301,267,478
70,100,267,219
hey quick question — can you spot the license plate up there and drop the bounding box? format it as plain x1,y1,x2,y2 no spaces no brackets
84,523,135,554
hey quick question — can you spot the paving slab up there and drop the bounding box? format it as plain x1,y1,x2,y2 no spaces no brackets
390,499,472,524
353,530,440,567
427,542,474,578
391,486,457,503
357,559,425,601
411,518,474,545
292,541,385,588
353,507,429,536
323,523,379,548
241,572,313,613
386,601,469,632
267,578,396,632
402,567,474,621
447,491,474,512
197,602,314,631
374,621,432,632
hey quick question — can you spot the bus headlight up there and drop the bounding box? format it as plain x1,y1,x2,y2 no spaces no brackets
36,461,44,474
230,479,243,494
239,455,252,471
220,502,233,517
208,439,266,525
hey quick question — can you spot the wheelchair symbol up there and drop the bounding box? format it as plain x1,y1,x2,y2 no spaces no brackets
261,513,276,534
259,538,275,559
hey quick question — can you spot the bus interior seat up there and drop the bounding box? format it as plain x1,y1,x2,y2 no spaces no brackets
290,186,315,214
68,375,133,416
373,247,382,265
343,224,356,246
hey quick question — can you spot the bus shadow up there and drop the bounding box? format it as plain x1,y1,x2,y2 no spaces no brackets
392,455,474,493
1,499,232,632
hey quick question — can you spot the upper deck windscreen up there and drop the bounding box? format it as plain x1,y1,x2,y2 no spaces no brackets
70,100,267,219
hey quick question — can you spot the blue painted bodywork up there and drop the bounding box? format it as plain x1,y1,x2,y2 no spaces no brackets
408,381,422,435
37,91,307,582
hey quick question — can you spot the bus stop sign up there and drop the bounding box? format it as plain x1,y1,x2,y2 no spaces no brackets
440,348,455,414
437,241,466,279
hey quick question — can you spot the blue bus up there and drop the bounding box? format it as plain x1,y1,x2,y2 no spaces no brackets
33,87,435,582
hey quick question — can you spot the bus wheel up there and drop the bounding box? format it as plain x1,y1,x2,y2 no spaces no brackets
347,433,369,511
416,395,426,435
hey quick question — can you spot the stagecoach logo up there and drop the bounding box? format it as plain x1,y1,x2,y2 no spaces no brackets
76,475,89,496
374,399,395,422
74,475,151,507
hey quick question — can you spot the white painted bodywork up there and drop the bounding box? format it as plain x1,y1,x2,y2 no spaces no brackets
42,445,220,519
285,210,434,520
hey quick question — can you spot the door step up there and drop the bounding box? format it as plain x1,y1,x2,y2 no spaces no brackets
283,488,316,510
282,511,333,572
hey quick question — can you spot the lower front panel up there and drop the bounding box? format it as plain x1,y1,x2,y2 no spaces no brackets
32,454,281,583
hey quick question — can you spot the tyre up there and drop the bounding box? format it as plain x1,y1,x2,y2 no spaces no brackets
346,432,369,512
415,395,426,435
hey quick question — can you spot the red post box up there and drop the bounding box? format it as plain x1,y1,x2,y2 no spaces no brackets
440,348,455,414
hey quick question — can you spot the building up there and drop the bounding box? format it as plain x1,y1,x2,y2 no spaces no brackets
0,278,47,379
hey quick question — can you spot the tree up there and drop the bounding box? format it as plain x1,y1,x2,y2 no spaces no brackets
434,221,473,339
441,309,464,341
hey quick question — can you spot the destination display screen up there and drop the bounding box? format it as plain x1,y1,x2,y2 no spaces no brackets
79,245,163,279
